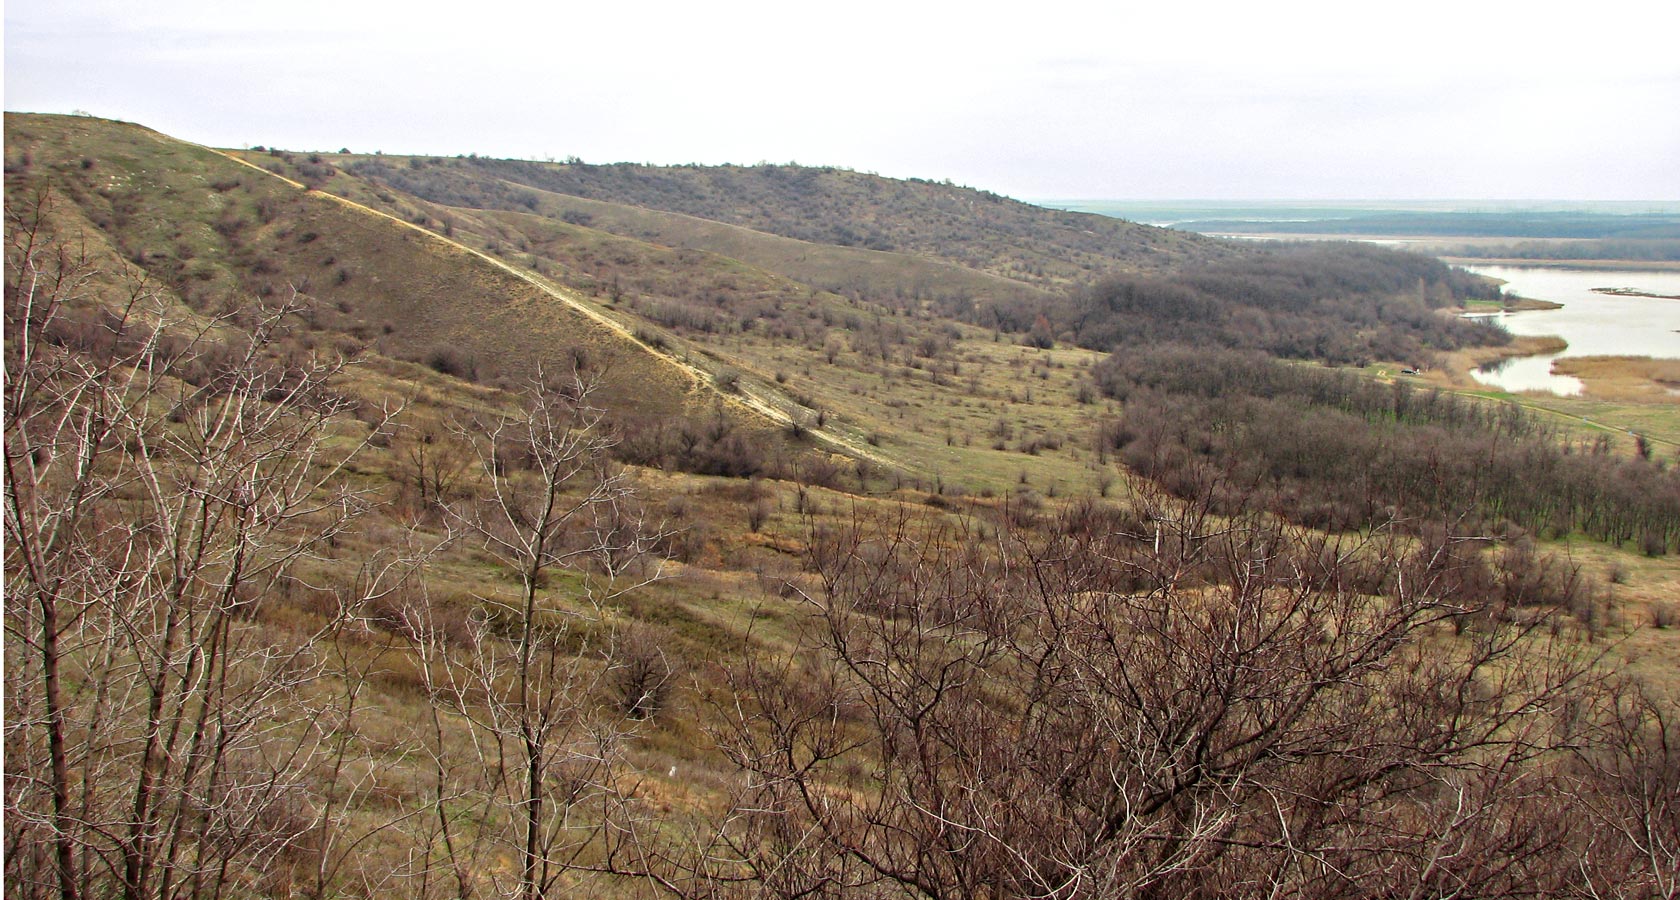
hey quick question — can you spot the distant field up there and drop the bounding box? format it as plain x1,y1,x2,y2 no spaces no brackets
1205,235,1680,270
1050,201,1680,267
1046,199,1680,227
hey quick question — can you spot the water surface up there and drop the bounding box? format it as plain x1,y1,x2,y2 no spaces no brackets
1464,266,1680,395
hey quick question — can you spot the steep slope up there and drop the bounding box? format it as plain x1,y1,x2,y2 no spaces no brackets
335,155,1233,284
2,113,786,442
223,145,1124,491
235,148,1060,323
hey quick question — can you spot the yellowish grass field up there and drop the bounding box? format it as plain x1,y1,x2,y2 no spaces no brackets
1553,356,1680,403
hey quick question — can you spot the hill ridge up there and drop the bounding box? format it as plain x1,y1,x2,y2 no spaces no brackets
339,154,1232,285
134,120,897,467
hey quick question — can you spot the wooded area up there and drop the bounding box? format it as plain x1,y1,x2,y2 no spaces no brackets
1094,345,1680,551
1035,243,1505,364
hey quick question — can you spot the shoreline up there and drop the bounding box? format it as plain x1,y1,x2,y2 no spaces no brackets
1551,356,1680,403
1591,287,1680,301
1441,261,1680,401
1197,233,1680,271
1434,335,1569,390
1437,345,1680,405
1454,296,1565,313
1441,256,1680,272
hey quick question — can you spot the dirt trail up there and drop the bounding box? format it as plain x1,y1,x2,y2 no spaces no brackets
214,149,898,469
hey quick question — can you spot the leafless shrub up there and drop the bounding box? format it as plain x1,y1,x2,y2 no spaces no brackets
675,478,1599,899
613,626,675,720
4,193,411,899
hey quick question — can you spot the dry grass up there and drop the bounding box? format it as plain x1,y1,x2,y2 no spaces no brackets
1553,356,1680,403
1431,335,1569,387
242,149,1119,496
506,190,1057,306
1561,540,1680,701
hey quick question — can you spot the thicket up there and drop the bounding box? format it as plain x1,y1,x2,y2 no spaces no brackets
1013,241,1507,363
613,408,776,479
664,494,1678,899
1094,346,1680,550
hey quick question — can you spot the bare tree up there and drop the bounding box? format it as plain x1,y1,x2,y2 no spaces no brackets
295,532,446,900
4,194,403,900
692,485,1599,899
414,367,670,900
393,420,472,514
1570,678,1680,899
4,198,673,900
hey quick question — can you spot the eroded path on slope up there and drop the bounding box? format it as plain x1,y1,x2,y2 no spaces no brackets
215,149,898,470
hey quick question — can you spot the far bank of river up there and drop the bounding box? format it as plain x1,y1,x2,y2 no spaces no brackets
1461,265,1680,395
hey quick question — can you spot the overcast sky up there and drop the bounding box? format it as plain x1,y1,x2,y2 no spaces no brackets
7,0,1678,201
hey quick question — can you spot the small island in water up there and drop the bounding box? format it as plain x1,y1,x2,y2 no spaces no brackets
1593,286,1680,300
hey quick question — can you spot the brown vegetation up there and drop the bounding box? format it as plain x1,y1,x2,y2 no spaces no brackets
339,155,1224,287
7,112,1680,900
1553,355,1680,403
649,492,1676,899
1094,346,1680,552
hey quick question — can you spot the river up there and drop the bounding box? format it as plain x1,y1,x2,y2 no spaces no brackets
1461,265,1680,395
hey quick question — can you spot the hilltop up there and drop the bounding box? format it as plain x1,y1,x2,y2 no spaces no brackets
338,154,1228,285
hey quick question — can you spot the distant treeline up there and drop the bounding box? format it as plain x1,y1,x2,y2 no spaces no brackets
1095,346,1680,551
1446,238,1680,263
1180,211,1680,240
980,242,1508,364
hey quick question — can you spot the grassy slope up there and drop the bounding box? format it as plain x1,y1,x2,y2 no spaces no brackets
236,149,1060,311
332,154,1235,284
461,204,1122,495
10,113,1114,533
230,144,1118,494
5,114,757,431
3,116,1138,680
3,115,913,875
488,189,1058,312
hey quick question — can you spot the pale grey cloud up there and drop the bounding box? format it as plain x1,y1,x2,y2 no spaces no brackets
7,0,1677,200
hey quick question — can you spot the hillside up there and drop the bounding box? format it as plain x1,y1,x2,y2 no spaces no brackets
7,113,1680,900
337,154,1230,285
238,144,1512,369
2,114,831,470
